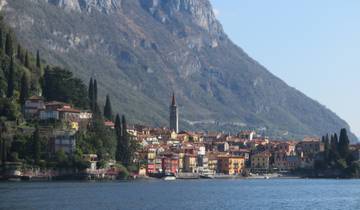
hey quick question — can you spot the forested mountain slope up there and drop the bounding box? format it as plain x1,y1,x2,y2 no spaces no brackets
0,0,355,140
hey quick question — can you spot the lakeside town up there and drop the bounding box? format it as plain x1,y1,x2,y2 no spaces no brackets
1,91,359,181
0,20,359,182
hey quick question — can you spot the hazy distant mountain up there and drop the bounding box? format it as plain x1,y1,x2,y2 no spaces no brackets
1,0,356,140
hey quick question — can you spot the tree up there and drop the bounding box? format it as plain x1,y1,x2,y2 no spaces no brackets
0,28,3,50
338,128,350,159
0,98,19,120
94,79,98,104
33,126,41,165
0,120,8,165
323,134,330,161
329,133,339,162
330,134,338,151
121,115,131,167
17,44,22,61
6,57,14,98
25,51,30,69
114,114,132,166
115,114,122,162
104,94,113,120
43,66,88,109
19,73,30,105
5,33,13,57
88,78,100,114
88,78,94,110
87,114,116,160
36,50,41,69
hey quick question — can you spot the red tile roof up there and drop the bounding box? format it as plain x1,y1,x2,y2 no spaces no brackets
28,96,44,101
57,107,81,113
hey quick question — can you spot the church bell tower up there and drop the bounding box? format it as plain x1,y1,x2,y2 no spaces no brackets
169,93,179,133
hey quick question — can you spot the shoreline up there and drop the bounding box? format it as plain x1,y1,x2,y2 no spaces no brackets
0,175,327,182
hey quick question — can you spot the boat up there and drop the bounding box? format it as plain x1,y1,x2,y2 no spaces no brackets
163,176,176,181
200,174,215,179
163,172,176,181
199,170,215,179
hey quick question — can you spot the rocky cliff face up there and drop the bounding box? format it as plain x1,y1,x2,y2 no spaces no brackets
1,0,356,140
141,0,223,34
48,0,120,13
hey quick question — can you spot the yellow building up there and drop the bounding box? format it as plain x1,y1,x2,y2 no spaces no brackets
251,152,271,172
184,154,197,173
178,152,185,172
206,152,219,173
217,155,245,175
147,150,156,160
170,131,178,140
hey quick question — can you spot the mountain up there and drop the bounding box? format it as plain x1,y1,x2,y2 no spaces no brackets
0,0,356,140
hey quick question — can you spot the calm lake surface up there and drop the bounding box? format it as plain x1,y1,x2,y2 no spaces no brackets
1,179,360,210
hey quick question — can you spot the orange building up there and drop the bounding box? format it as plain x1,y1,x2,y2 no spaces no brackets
217,155,245,175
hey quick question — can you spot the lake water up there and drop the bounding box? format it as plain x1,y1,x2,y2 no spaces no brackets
1,179,360,210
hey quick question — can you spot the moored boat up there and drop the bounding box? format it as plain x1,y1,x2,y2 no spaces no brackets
163,172,176,181
163,176,176,181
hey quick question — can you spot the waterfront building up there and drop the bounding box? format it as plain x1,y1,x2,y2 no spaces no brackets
184,154,197,173
146,148,157,174
206,153,218,174
251,152,271,172
296,139,324,156
217,155,245,175
273,151,299,171
161,153,179,174
230,149,250,161
169,93,179,133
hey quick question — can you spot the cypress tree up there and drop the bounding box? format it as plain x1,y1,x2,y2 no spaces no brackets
36,50,41,69
33,126,41,165
25,51,30,69
19,73,30,105
88,78,94,110
17,44,22,61
1,137,6,165
5,33,13,57
338,128,350,158
94,103,101,116
0,28,3,50
115,114,122,162
94,79,98,103
104,94,113,120
330,134,338,151
324,134,330,161
122,115,130,166
0,121,8,164
6,57,14,98
329,133,339,161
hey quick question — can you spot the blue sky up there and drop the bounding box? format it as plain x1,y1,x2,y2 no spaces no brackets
210,0,360,137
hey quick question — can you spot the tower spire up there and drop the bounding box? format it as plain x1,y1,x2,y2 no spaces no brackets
171,92,176,106
169,92,179,133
